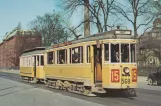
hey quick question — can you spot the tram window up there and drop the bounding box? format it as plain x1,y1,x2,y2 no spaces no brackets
87,46,90,63
47,52,54,64
20,58,22,66
24,57,27,66
104,44,109,62
37,56,40,66
40,56,44,65
28,57,30,66
111,44,120,63
121,44,129,62
57,49,67,64
70,46,83,63
26,57,28,66
130,44,136,62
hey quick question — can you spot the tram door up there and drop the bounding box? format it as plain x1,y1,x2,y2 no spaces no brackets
93,45,102,83
33,56,36,77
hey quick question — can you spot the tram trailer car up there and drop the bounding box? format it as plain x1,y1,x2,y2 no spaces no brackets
44,29,138,96
19,47,45,83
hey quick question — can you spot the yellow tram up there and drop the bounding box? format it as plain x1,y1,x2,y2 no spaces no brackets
44,29,138,96
19,47,45,83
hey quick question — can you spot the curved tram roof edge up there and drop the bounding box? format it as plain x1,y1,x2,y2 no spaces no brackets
21,47,46,57
46,30,137,50
20,50,45,57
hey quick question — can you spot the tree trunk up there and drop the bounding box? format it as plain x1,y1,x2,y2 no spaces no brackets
134,17,137,38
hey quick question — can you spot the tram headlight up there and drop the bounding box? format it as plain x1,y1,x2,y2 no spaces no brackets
123,67,130,74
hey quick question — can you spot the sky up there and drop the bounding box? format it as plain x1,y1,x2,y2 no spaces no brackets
0,0,58,41
0,0,154,42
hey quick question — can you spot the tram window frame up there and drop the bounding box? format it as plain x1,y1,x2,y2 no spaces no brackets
70,46,83,64
111,43,120,63
130,44,136,63
87,46,90,63
121,44,130,63
40,55,44,66
47,52,54,64
57,49,67,64
104,44,109,63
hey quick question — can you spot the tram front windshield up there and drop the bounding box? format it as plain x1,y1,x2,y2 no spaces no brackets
110,43,136,63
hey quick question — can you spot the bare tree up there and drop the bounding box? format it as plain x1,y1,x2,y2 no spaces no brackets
115,0,156,38
29,12,71,46
63,0,121,33
153,0,161,10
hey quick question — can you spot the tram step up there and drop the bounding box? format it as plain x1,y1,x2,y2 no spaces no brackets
92,86,106,94
95,83,102,87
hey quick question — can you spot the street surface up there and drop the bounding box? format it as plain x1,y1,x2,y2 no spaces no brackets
0,70,161,106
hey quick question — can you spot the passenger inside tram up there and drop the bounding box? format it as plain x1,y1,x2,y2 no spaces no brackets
111,44,120,62
72,48,80,63
59,54,64,64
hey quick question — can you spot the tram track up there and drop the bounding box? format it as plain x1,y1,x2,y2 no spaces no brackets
0,72,161,106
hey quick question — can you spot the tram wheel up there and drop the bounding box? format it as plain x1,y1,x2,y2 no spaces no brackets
127,88,137,97
147,78,153,85
36,79,41,84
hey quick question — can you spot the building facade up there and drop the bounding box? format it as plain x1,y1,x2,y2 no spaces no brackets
0,30,42,69
138,18,161,66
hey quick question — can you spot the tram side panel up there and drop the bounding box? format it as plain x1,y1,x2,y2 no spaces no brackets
36,66,45,80
44,45,94,87
20,66,34,78
44,64,93,86
20,57,35,78
130,64,137,88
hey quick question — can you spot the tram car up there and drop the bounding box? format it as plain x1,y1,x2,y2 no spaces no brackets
44,29,138,96
19,47,45,83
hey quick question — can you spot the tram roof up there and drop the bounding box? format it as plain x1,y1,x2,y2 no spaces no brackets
46,29,136,50
71,29,134,44
21,47,45,56
23,47,45,53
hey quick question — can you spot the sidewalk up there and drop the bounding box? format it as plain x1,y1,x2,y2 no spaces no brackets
0,69,19,74
138,76,147,84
